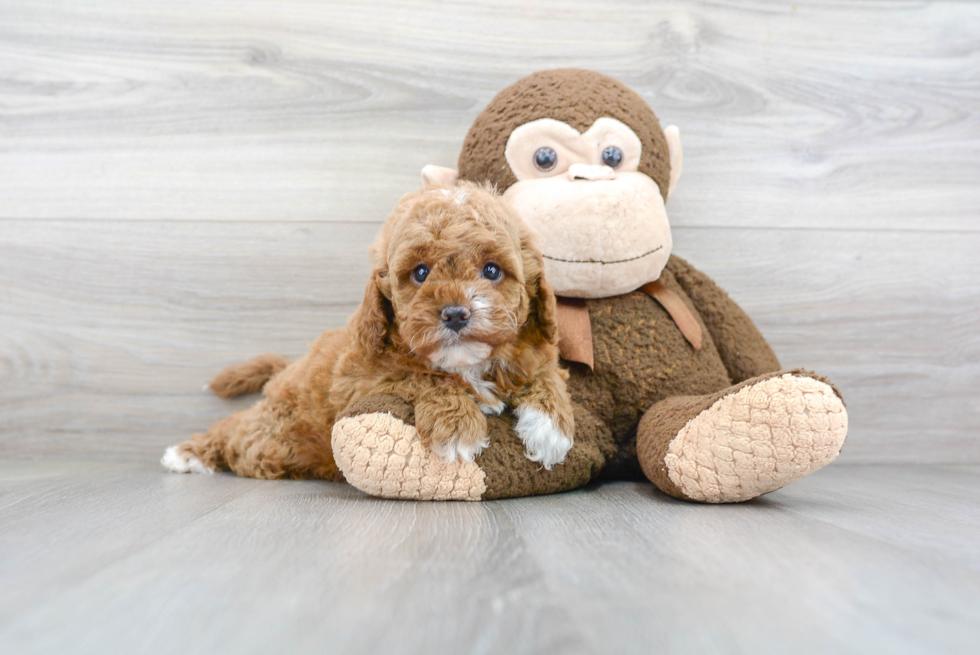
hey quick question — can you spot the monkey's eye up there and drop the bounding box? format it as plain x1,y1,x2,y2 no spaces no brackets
533,147,558,172
601,146,623,168
411,264,430,284
481,262,503,282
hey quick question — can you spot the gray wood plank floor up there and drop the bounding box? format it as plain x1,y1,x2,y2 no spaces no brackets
1,461,978,655
3,222,977,463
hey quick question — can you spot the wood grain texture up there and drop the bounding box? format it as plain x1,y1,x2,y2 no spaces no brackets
2,221,978,463
1,0,978,464
0,1,977,229
2,460,979,654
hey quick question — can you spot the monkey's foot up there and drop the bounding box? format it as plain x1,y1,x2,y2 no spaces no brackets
638,370,848,503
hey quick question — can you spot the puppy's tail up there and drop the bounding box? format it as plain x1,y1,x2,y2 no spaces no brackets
206,354,289,399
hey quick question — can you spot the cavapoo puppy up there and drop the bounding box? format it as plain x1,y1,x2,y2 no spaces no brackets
162,182,574,482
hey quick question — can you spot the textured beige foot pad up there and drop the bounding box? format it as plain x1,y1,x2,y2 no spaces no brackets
332,412,487,501
665,374,848,503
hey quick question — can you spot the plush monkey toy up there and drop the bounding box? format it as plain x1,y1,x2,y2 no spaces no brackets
330,69,848,502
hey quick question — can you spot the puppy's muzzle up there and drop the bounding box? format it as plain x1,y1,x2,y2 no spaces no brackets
440,305,471,333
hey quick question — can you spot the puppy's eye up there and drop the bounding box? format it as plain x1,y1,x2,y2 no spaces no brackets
601,145,623,168
533,147,557,172
482,262,503,282
412,264,430,284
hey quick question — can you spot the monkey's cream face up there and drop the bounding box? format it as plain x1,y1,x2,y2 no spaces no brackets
502,117,680,299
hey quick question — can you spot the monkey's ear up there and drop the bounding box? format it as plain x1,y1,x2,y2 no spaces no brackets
421,165,458,189
350,270,393,353
663,126,683,198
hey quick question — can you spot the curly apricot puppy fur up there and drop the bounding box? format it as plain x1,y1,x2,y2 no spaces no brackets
162,183,574,481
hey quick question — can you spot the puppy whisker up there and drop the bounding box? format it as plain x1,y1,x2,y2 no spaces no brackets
503,307,521,333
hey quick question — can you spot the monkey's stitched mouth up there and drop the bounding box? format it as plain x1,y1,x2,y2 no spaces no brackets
542,245,662,266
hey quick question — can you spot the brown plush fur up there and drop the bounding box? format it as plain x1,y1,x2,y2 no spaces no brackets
173,183,572,478
458,69,672,200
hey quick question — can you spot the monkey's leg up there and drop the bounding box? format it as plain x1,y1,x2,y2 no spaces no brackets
331,395,611,500
636,369,847,503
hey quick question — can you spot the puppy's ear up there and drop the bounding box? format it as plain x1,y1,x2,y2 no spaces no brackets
350,270,393,353
522,244,558,345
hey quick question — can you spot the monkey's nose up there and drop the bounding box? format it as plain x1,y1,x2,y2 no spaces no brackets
440,305,471,333
568,163,616,181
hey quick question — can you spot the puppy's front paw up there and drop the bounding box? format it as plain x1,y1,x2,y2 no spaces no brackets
430,433,490,464
479,399,506,416
515,406,573,470
416,400,489,464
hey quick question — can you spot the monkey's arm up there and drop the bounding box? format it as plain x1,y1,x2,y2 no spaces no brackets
331,394,610,500
665,255,781,384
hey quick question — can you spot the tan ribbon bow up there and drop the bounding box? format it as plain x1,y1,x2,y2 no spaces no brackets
555,280,703,369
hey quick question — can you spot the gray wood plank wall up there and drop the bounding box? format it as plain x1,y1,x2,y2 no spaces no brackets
1,0,978,464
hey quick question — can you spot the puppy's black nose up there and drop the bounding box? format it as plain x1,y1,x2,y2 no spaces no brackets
440,305,471,332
